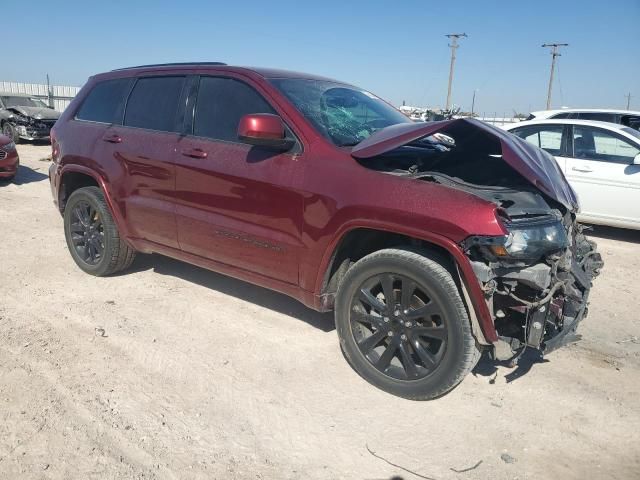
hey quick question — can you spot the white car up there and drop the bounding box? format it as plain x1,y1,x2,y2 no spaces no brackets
526,108,640,130
504,119,640,230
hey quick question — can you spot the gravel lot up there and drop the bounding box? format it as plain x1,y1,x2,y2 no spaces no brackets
1,144,639,480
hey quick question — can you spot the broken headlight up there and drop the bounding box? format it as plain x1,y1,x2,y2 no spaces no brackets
490,217,568,261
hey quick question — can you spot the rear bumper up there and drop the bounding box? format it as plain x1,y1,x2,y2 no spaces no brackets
0,151,19,177
49,162,61,209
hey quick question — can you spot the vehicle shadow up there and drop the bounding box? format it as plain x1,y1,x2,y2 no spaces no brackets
472,349,548,383
0,165,48,185
128,253,336,332
583,224,640,244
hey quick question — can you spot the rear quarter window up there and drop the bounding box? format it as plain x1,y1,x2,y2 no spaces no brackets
76,78,133,124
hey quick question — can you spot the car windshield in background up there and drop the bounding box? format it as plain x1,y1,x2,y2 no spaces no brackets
271,79,411,147
1,96,47,108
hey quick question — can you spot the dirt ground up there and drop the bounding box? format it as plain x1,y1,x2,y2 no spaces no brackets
1,144,639,480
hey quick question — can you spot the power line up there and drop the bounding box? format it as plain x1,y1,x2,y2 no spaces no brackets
445,33,467,111
542,43,568,109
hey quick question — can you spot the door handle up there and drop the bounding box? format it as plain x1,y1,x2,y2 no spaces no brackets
102,133,122,144
181,148,208,159
572,166,593,173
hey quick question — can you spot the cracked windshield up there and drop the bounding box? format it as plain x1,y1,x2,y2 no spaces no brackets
272,78,411,146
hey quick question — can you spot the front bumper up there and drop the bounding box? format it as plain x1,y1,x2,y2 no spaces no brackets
468,226,603,361
16,124,51,141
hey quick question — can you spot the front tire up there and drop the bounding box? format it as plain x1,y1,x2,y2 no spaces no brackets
2,123,19,144
335,248,479,400
63,186,136,276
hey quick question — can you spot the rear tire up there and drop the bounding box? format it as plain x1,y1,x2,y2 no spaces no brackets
335,248,479,400
63,186,136,276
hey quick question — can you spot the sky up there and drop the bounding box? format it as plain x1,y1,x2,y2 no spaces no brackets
3,0,638,114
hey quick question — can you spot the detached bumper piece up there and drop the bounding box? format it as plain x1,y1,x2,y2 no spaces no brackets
469,227,603,362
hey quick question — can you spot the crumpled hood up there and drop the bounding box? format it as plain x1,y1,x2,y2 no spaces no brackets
351,118,578,210
6,106,60,120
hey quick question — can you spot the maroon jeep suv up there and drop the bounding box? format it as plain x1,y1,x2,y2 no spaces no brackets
49,63,602,399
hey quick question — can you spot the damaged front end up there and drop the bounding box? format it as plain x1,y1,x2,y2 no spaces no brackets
5,108,57,140
351,118,604,361
463,211,603,361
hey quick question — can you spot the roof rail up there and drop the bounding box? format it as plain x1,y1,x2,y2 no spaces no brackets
112,62,227,71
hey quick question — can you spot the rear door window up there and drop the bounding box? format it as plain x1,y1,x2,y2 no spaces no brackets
511,125,564,155
572,126,640,163
193,77,276,142
575,112,618,123
76,78,133,124
124,76,186,132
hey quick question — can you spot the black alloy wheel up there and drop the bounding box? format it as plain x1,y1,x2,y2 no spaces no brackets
63,186,136,276
69,200,105,265
351,273,448,380
335,248,480,400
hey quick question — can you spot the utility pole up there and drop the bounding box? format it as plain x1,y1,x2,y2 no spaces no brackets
625,92,632,110
46,74,53,108
445,33,467,111
471,89,478,115
542,43,568,110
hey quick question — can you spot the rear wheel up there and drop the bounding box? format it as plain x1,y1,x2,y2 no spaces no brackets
335,248,479,400
63,186,136,276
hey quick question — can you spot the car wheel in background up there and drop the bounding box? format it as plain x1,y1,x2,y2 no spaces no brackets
2,123,20,144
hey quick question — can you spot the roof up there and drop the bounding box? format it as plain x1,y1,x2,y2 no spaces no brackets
505,118,635,130
531,108,640,117
503,119,640,143
97,63,343,83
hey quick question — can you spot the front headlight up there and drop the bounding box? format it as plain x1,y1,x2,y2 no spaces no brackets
1,141,16,152
489,217,568,261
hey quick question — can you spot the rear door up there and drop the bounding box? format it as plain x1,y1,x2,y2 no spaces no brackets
173,75,304,284
565,125,640,224
101,75,186,248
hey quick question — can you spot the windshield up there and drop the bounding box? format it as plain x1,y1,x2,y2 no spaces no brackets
1,96,48,108
271,79,412,147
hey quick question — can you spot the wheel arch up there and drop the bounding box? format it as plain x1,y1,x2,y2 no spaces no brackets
315,224,497,343
58,166,129,241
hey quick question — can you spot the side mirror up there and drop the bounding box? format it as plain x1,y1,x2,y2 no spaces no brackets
634,153,640,165
237,113,294,151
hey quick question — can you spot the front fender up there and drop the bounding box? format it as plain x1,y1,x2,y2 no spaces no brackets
314,220,498,343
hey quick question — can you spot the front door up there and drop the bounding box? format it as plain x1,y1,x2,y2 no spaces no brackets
173,75,304,284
